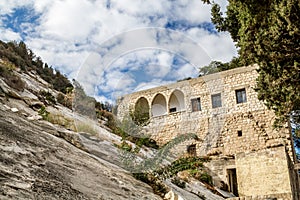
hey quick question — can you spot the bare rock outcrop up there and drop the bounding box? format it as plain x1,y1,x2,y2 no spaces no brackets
0,109,161,200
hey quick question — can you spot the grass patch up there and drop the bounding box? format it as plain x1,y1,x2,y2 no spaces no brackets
75,120,98,135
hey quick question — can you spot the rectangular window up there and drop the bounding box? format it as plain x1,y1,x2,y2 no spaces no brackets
169,107,176,113
236,88,247,104
187,144,196,156
191,98,201,112
211,93,222,108
237,130,242,137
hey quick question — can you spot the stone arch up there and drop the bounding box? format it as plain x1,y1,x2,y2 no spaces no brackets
169,89,185,113
132,97,150,125
151,93,167,117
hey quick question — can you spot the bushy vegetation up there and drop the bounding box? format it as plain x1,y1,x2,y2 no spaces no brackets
201,0,300,126
38,90,56,105
133,156,212,197
153,157,210,180
133,173,169,197
0,63,25,91
113,118,159,150
117,141,133,152
198,58,240,77
75,120,98,135
38,106,50,120
129,104,150,126
56,92,72,109
0,40,73,94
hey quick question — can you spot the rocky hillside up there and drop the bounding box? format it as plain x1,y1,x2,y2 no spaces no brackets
0,108,161,200
0,41,227,200
0,60,161,199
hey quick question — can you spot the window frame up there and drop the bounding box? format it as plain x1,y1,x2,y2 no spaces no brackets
169,107,177,113
211,93,222,108
235,88,247,104
191,97,201,112
187,144,196,156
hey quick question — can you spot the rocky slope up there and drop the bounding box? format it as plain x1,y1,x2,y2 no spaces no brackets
0,66,226,199
0,107,162,200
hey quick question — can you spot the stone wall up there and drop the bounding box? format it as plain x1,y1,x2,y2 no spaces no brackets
235,147,293,198
117,65,293,158
228,193,293,200
117,65,299,198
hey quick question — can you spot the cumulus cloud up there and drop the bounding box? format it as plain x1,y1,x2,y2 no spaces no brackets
134,79,174,92
175,63,198,79
0,0,237,103
187,28,237,63
0,28,21,41
0,0,33,15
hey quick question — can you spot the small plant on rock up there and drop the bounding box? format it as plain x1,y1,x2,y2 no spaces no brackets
38,106,49,120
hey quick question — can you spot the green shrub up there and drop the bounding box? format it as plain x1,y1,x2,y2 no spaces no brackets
38,106,49,120
56,92,65,104
133,173,169,198
153,157,208,180
198,172,213,185
118,141,132,152
56,92,72,109
132,156,211,198
129,105,150,126
39,90,56,105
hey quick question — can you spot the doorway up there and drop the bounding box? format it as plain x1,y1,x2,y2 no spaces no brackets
227,168,238,196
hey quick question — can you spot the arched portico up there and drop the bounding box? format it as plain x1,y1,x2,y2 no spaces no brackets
169,90,185,113
151,93,167,117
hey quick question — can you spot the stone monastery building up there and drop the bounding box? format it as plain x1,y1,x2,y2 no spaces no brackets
117,65,300,199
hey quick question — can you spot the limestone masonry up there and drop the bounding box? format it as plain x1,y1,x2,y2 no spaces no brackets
117,65,300,199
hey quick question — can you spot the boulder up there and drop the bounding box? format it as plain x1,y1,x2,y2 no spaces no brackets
0,79,21,99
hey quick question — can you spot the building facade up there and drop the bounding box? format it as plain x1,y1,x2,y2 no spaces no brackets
117,65,300,199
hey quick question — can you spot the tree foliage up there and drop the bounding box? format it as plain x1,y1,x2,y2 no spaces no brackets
0,40,73,94
203,0,300,125
199,57,240,76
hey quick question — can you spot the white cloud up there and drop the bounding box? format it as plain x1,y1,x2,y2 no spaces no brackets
134,79,174,92
33,0,53,13
0,0,33,15
186,28,237,63
145,52,173,78
97,70,135,93
0,0,237,103
0,28,21,41
37,0,100,41
175,63,198,79
173,0,211,24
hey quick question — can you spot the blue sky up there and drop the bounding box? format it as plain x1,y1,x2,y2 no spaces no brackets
0,0,237,103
